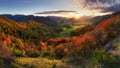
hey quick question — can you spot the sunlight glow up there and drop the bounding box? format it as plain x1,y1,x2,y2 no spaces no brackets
33,10,112,18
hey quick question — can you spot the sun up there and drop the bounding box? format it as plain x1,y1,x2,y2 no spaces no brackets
74,14,80,19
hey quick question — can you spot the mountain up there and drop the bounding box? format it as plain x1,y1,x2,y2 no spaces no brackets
2,14,73,27
2,14,96,27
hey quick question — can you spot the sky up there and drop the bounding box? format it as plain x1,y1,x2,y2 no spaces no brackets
0,0,120,17
0,0,75,14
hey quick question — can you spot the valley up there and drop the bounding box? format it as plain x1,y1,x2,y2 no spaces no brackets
0,11,120,68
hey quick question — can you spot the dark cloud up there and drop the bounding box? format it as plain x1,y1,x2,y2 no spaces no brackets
103,4,120,12
75,0,120,12
35,10,78,14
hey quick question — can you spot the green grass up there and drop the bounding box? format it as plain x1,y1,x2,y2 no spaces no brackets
59,25,86,37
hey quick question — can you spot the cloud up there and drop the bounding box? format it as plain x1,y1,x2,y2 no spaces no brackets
104,4,120,12
34,10,80,18
75,0,120,12
35,10,78,14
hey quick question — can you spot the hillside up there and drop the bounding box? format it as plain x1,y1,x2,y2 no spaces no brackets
0,11,120,68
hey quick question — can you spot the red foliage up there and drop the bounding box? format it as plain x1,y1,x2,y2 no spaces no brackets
47,37,70,45
39,41,47,51
24,41,38,54
0,44,13,59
